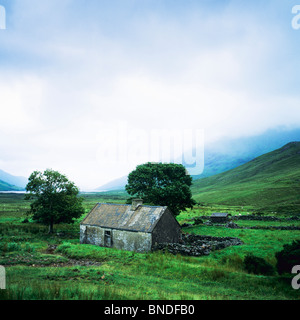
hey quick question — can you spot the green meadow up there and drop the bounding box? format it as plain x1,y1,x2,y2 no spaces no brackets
0,192,300,300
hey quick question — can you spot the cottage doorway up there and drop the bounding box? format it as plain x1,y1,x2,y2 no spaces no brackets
104,230,112,247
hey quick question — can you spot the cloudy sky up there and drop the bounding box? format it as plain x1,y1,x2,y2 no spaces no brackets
0,0,300,190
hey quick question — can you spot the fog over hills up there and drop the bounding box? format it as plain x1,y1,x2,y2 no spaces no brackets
96,127,300,191
191,141,300,213
0,169,27,191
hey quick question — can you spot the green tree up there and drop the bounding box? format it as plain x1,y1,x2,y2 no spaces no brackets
275,240,300,275
125,162,196,216
25,169,84,234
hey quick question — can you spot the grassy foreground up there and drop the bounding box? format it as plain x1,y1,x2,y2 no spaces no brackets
0,193,300,300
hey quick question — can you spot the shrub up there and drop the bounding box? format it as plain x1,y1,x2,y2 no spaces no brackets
0,242,8,254
243,254,275,276
275,240,300,275
56,242,72,254
0,241,37,254
7,242,22,252
24,242,36,253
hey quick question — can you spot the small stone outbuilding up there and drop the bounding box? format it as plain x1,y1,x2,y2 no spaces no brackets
80,199,181,253
210,213,231,224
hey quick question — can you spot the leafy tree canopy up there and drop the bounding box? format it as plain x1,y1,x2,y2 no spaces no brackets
25,169,84,233
125,162,196,216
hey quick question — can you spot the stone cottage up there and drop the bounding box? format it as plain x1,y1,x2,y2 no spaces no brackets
80,199,182,253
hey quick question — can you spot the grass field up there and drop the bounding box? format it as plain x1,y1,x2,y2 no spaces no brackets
0,192,300,300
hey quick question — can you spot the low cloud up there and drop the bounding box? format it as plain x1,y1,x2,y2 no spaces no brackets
0,0,300,189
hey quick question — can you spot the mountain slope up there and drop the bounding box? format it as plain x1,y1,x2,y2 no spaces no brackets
0,169,28,189
0,179,24,191
192,127,300,180
96,176,128,191
191,142,300,213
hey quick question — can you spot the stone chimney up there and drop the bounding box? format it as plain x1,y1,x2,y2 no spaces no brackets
131,199,143,211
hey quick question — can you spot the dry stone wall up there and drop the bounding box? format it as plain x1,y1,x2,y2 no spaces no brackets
153,234,243,257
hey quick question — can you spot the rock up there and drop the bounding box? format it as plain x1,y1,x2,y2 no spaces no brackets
249,225,300,231
152,234,243,257
46,244,58,254
232,215,281,221
181,223,194,228
226,221,239,229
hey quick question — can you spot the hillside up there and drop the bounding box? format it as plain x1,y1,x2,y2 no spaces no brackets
192,127,300,180
0,179,24,191
0,169,28,189
96,176,128,192
191,142,300,213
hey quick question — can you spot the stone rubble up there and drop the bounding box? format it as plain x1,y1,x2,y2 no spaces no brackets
153,234,243,257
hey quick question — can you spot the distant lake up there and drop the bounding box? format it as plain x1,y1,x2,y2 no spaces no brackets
0,191,27,194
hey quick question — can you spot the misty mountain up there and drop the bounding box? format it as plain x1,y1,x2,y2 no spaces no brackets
0,179,24,192
96,127,300,191
191,141,300,213
96,175,128,192
191,127,300,180
0,169,28,190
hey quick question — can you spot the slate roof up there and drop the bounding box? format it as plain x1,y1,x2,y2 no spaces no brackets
81,203,168,233
211,213,230,217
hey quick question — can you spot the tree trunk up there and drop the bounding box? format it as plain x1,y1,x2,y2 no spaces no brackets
48,203,54,234
48,219,54,234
